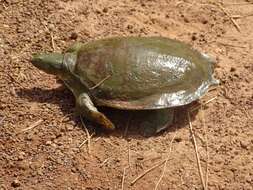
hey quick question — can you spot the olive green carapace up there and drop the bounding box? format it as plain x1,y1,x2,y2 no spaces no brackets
31,36,218,131
73,37,217,109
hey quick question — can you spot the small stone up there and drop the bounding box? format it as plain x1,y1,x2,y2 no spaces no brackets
66,125,74,131
230,67,236,72
240,140,249,149
230,167,237,172
25,134,33,141
11,179,21,188
184,17,190,23
102,7,108,13
201,19,208,24
71,167,77,173
17,160,30,170
191,35,197,41
95,9,101,14
127,24,133,30
46,141,52,146
48,23,55,31
70,32,78,40
174,137,182,142
17,151,25,161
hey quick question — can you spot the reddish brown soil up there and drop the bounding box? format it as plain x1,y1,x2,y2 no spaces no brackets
1,0,253,189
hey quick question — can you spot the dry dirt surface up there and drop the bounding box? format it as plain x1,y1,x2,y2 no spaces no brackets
1,0,253,189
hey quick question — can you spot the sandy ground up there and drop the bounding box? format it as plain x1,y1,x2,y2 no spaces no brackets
0,0,253,189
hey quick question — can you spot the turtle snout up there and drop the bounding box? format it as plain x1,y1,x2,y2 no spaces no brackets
31,54,43,68
31,53,64,75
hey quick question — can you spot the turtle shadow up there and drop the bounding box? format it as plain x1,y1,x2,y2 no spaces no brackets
97,104,199,139
17,86,199,139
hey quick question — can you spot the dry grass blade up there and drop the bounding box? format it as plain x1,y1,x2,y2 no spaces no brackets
187,112,206,190
217,42,247,48
128,143,131,166
0,116,6,125
80,116,92,154
154,131,177,190
231,14,253,19
121,167,127,190
79,133,94,148
7,73,26,89
50,32,56,51
200,106,209,189
89,75,111,90
100,158,110,167
124,114,132,137
18,119,43,134
78,139,88,148
191,96,217,112
121,143,131,190
225,2,253,6
130,159,166,186
216,3,241,32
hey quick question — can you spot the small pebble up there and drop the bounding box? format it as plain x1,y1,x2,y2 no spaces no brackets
66,125,74,131
11,179,21,188
17,151,25,161
70,32,78,40
183,17,190,23
201,19,208,24
46,141,52,146
102,7,108,13
191,35,197,41
174,137,182,142
230,67,236,72
240,140,249,149
48,23,55,31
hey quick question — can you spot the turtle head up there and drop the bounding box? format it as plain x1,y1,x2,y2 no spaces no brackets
31,53,64,76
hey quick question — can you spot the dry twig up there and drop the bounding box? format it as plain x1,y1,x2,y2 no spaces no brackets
78,133,94,148
200,106,209,190
121,167,127,190
89,75,111,90
124,114,132,137
100,158,110,167
102,138,117,148
225,2,253,6
121,143,131,190
80,117,92,154
94,137,101,142
231,13,253,19
128,143,131,166
154,131,177,190
7,73,26,89
78,139,88,148
191,96,217,112
50,32,56,51
215,3,241,32
187,112,206,190
217,42,247,48
0,116,6,125
130,159,167,186
18,119,43,134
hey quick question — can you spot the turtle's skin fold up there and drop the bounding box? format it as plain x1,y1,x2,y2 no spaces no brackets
31,36,218,132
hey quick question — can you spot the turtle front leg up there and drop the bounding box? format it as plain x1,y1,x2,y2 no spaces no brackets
76,93,115,130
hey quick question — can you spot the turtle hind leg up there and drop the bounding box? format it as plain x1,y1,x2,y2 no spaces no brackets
77,93,115,130
135,109,174,137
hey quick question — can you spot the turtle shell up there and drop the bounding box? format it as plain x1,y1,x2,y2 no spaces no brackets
70,37,218,110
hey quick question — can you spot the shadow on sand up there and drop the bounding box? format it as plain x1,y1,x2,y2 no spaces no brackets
17,85,200,139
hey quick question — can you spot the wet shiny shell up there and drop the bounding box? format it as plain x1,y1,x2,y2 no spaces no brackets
71,37,217,110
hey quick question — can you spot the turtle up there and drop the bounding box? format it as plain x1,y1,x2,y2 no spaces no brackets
31,36,218,133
